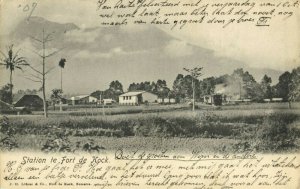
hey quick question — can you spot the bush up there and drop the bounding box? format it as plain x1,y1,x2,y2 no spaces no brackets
0,109,18,115
255,113,299,152
4,111,300,153
0,116,18,151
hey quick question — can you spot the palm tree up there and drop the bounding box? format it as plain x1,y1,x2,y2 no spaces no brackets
58,58,66,91
50,89,63,111
58,58,66,111
0,45,29,104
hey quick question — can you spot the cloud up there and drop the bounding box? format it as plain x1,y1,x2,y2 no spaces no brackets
160,14,300,71
14,38,60,62
164,40,194,57
2,0,299,73
120,24,149,33
0,0,98,35
65,29,100,43
74,47,147,59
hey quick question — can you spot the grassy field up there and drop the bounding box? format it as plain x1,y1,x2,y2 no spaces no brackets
39,103,192,116
1,102,300,153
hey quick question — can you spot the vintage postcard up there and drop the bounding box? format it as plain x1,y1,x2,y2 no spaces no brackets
0,0,300,188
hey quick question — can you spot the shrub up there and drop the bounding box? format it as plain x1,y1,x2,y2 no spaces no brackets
41,134,72,153
0,116,18,151
255,113,299,152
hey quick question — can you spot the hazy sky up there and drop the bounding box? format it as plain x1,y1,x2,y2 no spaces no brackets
0,0,299,95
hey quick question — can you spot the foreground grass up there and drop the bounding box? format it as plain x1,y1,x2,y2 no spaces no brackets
35,102,300,116
1,104,300,153
9,135,237,153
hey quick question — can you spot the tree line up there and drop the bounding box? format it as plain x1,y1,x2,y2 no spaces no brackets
1,63,300,108
86,66,300,106
1,39,300,115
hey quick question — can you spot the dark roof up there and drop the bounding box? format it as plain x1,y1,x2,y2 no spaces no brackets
14,95,43,108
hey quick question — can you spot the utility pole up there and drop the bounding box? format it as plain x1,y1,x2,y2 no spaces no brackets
27,29,63,118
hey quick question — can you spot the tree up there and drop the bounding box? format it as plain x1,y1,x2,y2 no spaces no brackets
108,80,123,102
182,75,194,98
127,80,170,97
0,45,29,104
58,58,66,112
231,68,257,99
183,67,203,111
58,58,66,90
214,74,230,85
109,80,123,94
128,81,153,92
50,89,63,111
275,71,292,101
91,81,124,103
150,82,157,93
26,29,63,118
155,79,170,100
173,74,202,102
200,77,215,96
275,67,300,108
167,90,176,99
260,74,273,99
288,66,300,108
251,82,264,102
173,74,188,101
14,89,38,102
0,84,13,104
128,82,137,91
90,90,101,98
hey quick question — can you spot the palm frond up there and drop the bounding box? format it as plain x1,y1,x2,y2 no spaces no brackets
183,68,190,72
18,63,30,66
15,66,23,70
15,57,27,63
15,59,28,65
5,45,9,53
0,50,8,59
12,49,21,61
58,58,66,68
1,45,29,74
8,45,14,60
6,63,10,70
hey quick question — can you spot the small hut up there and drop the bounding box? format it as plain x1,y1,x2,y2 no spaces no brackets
14,95,43,111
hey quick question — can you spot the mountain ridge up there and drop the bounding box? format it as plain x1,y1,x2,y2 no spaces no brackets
2,16,284,94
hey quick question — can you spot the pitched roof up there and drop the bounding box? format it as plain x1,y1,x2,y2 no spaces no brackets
119,91,145,97
76,95,90,99
13,93,43,104
119,91,158,97
14,94,42,103
70,95,97,100
14,95,43,107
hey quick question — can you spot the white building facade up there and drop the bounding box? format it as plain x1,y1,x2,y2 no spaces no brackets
119,91,158,105
69,95,98,105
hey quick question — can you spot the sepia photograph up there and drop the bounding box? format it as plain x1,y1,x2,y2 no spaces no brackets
0,0,299,188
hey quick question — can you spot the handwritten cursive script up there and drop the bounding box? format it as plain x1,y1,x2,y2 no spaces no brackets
1,150,299,188
95,0,300,29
